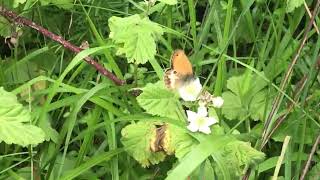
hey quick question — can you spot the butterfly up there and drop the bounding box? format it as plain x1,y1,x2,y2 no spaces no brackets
164,49,195,89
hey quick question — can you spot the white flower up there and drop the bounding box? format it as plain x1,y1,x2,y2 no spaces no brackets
178,78,202,101
186,106,218,134
212,96,224,108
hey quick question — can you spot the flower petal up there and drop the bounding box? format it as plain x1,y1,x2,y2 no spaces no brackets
187,122,199,132
197,106,208,117
178,87,197,101
212,96,224,108
198,126,211,134
186,110,198,122
193,78,202,88
205,117,218,126
178,78,202,101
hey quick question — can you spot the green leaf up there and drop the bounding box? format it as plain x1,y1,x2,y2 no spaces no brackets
258,152,308,173
0,17,11,37
286,0,304,13
225,141,265,170
158,0,177,5
61,149,123,180
0,87,45,146
189,160,215,179
108,14,164,64
226,72,267,98
163,124,195,159
222,72,272,121
0,122,45,146
213,141,265,178
306,162,320,179
272,112,317,144
222,91,247,121
121,121,166,167
13,0,27,7
163,129,265,180
136,81,181,120
166,135,234,180
249,90,269,120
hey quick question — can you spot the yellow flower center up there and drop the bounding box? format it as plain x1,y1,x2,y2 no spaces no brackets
185,84,196,94
196,117,206,127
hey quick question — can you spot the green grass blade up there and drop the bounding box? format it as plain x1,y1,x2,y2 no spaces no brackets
165,135,233,180
187,0,197,49
272,136,291,180
80,3,124,79
57,83,108,177
60,149,124,180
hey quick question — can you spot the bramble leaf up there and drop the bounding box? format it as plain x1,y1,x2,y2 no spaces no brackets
214,141,265,178
221,91,247,121
108,15,164,64
13,0,26,7
136,81,181,120
0,87,45,146
159,0,177,5
121,121,166,167
222,72,272,121
162,124,195,159
249,90,269,120
286,0,304,13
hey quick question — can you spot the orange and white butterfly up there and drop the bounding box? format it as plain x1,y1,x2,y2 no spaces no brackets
164,49,195,89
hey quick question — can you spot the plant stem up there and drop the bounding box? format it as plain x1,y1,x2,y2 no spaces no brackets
0,5,125,85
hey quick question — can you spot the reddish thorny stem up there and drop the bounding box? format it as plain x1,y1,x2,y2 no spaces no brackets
0,6,125,86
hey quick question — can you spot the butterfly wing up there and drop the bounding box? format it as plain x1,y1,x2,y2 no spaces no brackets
164,50,194,89
164,69,182,89
171,49,193,76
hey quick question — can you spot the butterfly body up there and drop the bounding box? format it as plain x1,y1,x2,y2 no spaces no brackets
164,49,194,89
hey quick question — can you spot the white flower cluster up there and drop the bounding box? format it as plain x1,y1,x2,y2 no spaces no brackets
177,78,224,134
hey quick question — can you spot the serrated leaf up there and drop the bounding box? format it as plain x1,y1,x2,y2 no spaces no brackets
0,122,45,146
249,90,269,120
286,0,304,13
136,81,181,120
121,121,166,167
0,87,45,146
222,72,271,121
163,124,195,159
222,91,247,121
108,15,163,64
13,0,27,7
158,0,177,5
214,141,265,178
225,141,265,166
226,72,267,98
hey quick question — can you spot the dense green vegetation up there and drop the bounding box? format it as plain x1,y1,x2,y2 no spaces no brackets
0,0,319,179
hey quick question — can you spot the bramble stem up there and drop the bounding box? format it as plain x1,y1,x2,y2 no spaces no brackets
0,5,125,85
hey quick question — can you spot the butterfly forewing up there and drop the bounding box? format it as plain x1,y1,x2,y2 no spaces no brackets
171,49,193,76
164,50,194,89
